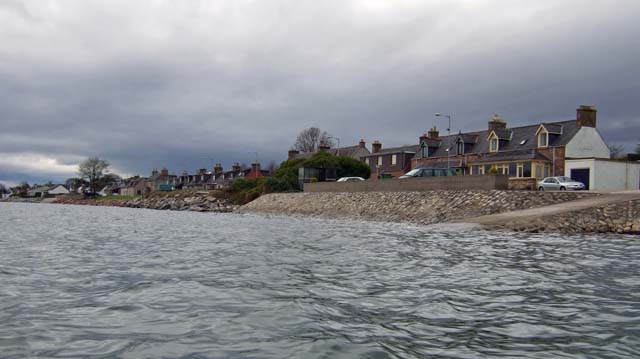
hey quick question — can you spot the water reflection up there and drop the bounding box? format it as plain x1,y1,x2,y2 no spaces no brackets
0,203,639,359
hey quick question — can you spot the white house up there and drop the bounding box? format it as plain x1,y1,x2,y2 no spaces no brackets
566,159,640,191
48,184,70,196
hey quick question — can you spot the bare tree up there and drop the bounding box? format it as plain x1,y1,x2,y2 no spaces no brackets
0,183,7,195
293,127,335,152
78,157,109,194
608,143,624,159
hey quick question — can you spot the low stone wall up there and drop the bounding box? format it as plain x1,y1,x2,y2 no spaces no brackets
489,200,640,234
304,175,509,192
508,178,537,190
240,190,597,226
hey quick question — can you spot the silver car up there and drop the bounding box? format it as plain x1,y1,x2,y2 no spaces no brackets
537,176,585,191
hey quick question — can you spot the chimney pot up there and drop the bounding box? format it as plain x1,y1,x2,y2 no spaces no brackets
359,139,366,148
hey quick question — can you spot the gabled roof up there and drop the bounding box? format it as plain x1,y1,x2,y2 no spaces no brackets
488,129,513,140
456,133,478,144
414,119,579,160
537,123,563,134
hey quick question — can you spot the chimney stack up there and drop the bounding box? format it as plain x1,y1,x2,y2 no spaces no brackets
372,140,382,154
359,139,366,148
251,160,260,172
232,162,241,171
288,149,300,160
160,167,169,177
151,168,158,177
428,126,439,139
214,163,223,174
577,105,597,128
318,140,330,152
419,133,429,144
488,114,507,131
198,168,207,175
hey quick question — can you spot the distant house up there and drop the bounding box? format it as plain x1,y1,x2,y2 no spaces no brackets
287,139,371,161
174,161,270,191
412,105,614,189
145,168,177,192
27,185,53,198
48,184,70,196
120,176,149,196
361,141,417,179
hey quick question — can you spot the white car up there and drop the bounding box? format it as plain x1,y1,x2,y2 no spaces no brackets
537,176,585,191
337,177,365,182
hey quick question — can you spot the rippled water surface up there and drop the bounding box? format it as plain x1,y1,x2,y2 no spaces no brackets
1,202,639,358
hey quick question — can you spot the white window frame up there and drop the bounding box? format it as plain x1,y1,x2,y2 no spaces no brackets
365,158,369,165
490,136,499,152
377,156,383,166
517,162,524,178
538,131,548,147
391,154,397,165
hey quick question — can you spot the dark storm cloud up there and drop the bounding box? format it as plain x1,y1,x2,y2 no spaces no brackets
1,0,639,184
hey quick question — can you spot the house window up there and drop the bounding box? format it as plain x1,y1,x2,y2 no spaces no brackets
391,154,397,165
538,131,548,147
377,156,382,166
472,165,485,175
421,146,428,158
517,163,524,178
490,137,499,152
534,163,550,178
457,141,464,155
365,158,369,165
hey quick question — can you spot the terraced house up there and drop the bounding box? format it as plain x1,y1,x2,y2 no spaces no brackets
412,105,610,189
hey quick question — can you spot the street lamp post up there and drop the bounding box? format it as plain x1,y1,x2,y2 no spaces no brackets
435,113,452,169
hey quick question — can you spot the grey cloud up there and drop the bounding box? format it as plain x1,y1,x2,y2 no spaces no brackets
1,0,639,184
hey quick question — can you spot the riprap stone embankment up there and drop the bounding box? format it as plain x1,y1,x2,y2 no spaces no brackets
239,190,598,226
53,190,237,212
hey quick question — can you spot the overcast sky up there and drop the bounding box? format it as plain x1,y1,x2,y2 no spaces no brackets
1,0,639,186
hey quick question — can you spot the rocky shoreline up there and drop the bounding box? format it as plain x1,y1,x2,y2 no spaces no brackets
240,190,640,234
4,190,638,234
4,190,238,213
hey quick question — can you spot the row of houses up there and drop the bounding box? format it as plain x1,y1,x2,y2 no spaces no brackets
289,105,640,191
114,161,269,196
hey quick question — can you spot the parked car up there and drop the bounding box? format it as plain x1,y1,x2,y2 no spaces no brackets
337,177,365,182
399,168,457,178
537,176,585,191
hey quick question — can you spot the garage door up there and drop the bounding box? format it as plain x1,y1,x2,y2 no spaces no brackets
570,168,590,190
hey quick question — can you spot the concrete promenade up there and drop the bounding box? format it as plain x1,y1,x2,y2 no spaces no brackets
464,191,640,226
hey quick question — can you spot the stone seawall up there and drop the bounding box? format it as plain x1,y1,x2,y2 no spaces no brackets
52,191,237,212
239,190,598,226
490,200,640,234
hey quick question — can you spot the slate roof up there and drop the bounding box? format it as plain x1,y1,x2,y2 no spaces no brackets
362,145,417,157
415,119,579,160
330,145,370,158
473,149,551,163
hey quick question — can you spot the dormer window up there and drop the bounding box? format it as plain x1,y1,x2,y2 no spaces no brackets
489,134,499,152
457,141,464,155
421,145,429,158
538,131,548,147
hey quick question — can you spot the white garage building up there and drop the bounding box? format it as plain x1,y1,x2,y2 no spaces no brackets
566,158,640,191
